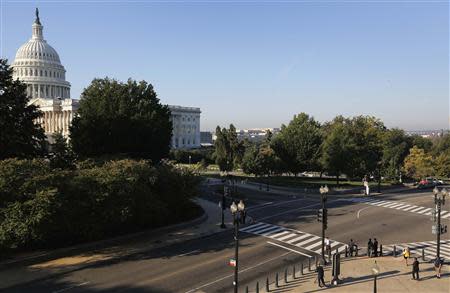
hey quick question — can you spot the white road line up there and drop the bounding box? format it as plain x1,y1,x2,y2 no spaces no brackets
402,206,418,211
295,236,320,247
262,227,285,236
382,202,400,208
357,206,371,218
276,233,299,242
52,282,90,293
184,251,291,293
395,204,411,210
269,231,290,239
305,241,322,250
409,207,425,213
371,201,390,206
240,223,267,232
267,241,313,257
177,249,200,257
257,201,324,222
374,201,392,207
389,203,405,209
248,225,280,234
286,234,310,244
417,208,431,214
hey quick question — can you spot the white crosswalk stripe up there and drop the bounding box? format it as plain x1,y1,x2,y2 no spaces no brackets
345,198,449,219
384,240,450,260
240,222,347,255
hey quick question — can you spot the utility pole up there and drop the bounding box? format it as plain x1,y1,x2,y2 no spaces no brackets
319,185,329,264
432,187,448,261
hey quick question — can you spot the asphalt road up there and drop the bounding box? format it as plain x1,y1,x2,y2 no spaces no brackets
5,187,449,293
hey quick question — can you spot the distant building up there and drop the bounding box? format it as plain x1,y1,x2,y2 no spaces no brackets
169,106,201,149
235,128,281,142
405,129,449,138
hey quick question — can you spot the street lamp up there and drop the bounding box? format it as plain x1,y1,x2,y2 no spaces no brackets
432,187,447,260
188,155,192,165
371,261,380,293
319,185,329,264
230,200,245,293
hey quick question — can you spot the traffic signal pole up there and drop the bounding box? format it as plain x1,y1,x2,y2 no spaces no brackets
437,202,441,260
321,198,325,264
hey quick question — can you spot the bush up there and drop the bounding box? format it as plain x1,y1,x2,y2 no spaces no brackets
0,158,200,251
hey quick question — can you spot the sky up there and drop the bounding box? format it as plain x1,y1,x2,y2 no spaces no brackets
1,0,449,131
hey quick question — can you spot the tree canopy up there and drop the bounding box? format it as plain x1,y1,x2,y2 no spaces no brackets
70,78,172,163
0,59,46,159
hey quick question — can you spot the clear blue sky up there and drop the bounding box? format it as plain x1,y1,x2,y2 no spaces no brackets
1,0,449,131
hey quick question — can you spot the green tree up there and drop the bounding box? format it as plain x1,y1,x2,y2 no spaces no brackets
320,120,351,185
272,113,322,175
381,128,412,181
49,133,75,169
0,59,46,159
403,146,434,180
411,135,433,152
434,152,450,178
213,124,244,172
70,78,172,162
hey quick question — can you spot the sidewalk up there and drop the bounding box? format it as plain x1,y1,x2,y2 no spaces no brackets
243,256,450,293
0,197,233,290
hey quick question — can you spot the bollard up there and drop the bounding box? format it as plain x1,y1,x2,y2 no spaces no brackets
293,265,296,279
245,286,249,293
301,262,304,275
345,246,348,257
308,258,311,271
256,281,259,293
284,268,288,283
276,273,279,287
422,248,426,261
394,245,397,257
266,277,270,292
380,244,383,257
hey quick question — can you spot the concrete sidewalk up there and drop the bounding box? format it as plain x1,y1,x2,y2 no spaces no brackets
243,256,450,293
0,197,234,290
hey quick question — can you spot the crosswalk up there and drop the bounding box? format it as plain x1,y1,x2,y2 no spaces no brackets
240,222,347,256
346,198,450,219
383,239,450,260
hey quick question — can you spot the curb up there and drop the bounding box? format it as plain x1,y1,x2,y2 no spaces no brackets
0,205,208,269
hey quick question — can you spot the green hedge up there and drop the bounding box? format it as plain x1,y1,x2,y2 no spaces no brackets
0,159,200,251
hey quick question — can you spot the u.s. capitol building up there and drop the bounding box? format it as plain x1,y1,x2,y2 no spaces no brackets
12,9,200,149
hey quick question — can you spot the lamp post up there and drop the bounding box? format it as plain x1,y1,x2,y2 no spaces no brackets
188,155,192,165
432,187,447,260
230,200,245,293
371,261,380,293
319,185,329,264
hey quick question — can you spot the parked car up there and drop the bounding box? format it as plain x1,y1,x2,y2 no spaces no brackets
417,178,444,189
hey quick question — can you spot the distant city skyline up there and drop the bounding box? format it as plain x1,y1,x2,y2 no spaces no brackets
1,1,449,131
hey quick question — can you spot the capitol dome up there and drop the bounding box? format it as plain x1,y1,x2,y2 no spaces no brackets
12,8,70,100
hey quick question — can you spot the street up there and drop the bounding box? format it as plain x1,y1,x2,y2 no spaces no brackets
5,186,449,293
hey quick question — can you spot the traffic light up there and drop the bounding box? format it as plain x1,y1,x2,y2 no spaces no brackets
323,208,328,230
317,209,323,222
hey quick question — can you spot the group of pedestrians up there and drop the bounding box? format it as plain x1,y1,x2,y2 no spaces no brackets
367,238,379,257
402,247,445,280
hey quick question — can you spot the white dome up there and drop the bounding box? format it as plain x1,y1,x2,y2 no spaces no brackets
12,8,70,100
15,39,61,63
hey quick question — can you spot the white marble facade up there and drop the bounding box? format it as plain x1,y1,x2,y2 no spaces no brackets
169,106,201,149
11,9,78,139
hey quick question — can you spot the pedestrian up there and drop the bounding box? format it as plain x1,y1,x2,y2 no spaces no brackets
434,257,443,278
373,238,378,257
325,237,331,259
241,209,247,224
412,257,420,280
317,263,326,287
349,239,355,257
367,238,373,257
402,247,410,266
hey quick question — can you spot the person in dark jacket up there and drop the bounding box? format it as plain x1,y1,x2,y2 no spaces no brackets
412,257,420,280
373,238,379,257
317,264,326,287
368,239,373,257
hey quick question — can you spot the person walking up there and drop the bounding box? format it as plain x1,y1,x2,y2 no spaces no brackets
317,263,326,287
434,257,443,278
367,238,373,257
412,257,420,280
402,247,410,266
373,238,378,257
349,239,355,257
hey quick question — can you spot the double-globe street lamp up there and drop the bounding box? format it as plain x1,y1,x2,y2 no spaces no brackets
319,185,329,264
432,187,448,260
371,261,380,293
230,200,245,293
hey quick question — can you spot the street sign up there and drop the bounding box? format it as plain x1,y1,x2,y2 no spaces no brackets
229,258,236,267
432,225,438,235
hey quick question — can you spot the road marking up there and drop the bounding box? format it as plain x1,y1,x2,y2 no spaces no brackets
256,201,324,222
277,233,299,241
269,231,290,239
267,241,313,257
295,236,320,247
357,206,371,219
184,251,291,293
52,282,90,293
285,234,310,244
177,249,200,257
